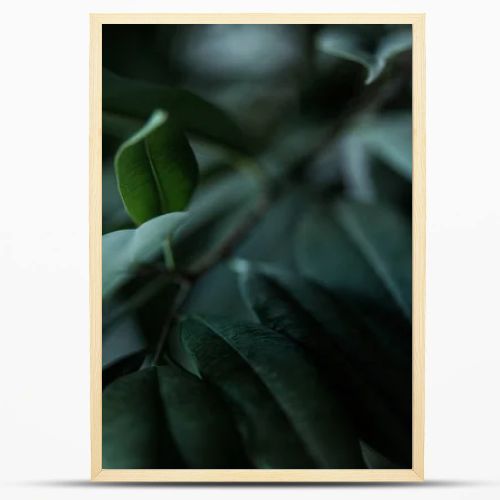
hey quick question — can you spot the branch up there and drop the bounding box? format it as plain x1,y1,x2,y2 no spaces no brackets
288,73,405,176
184,194,271,278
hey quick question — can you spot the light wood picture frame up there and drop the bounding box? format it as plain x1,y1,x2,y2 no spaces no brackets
90,12,425,483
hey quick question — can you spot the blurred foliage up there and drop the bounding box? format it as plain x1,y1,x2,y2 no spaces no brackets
102,24,413,469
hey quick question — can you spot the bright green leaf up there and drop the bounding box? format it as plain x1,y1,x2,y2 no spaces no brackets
114,110,198,225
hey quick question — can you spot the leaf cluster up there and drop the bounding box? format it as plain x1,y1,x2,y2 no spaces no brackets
102,24,413,469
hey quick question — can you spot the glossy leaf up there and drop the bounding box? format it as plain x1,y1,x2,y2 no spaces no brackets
183,316,365,468
179,317,316,468
103,69,249,152
102,211,187,298
236,261,409,373
235,262,411,465
103,364,249,468
114,110,198,225
103,368,179,468
155,364,250,468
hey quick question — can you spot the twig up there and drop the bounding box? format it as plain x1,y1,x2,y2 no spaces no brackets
151,277,192,366
185,194,271,278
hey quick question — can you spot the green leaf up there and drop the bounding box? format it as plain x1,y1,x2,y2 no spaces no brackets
102,211,187,298
176,187,302,325
103,69,249,152
102,351,146,390
182,316,364,468
317,27,411,84
155,364,250,468
234,262,411,465
103,365,248,468
295,200,412,320
102,164,131,233
179,317,315,468
102,305,145,369
358,113,412,180
180,262,254,322
103,368,180,468
235,260,409,374
114,110,198,225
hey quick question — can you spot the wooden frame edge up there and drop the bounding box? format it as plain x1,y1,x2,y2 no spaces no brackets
411,13,426,481
92,469,423,483
90,13,103,479
90,12,426,483
89,12,425,24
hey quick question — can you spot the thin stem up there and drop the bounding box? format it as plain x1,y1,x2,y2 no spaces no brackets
186,194,270,278
103,272,172,327
151,277,192,366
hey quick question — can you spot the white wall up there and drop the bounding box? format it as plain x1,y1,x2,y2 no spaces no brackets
1,1,499,498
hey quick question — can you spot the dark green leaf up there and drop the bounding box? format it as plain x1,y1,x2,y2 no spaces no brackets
181,262,254,321
156,364,250,468
234,262,411,466
179,317,316,468
102,368,181,468
103,69,249,152
236,261,408,379
114,110,198,225
102,351,146,390
182,316,364,468
103,365,249,468
295,200,412,320
102,306,145,369
102,211,187,298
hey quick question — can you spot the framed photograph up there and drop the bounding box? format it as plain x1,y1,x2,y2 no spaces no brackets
90,13,425,482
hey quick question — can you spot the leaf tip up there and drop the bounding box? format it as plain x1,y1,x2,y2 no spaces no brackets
228,258,252,275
